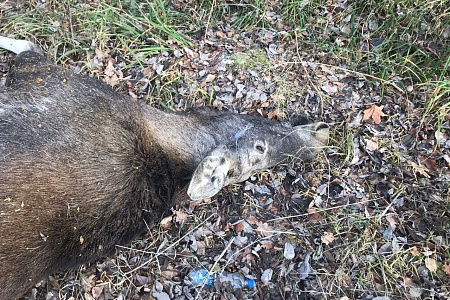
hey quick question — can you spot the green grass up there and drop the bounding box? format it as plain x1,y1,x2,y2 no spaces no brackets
1,0,196,108
282,0,450,89
3,0,447,112
282,0,323,29
422,78,450,135
348,0,450,84
1,0,191,63
286,0,450,130
194,0,271,30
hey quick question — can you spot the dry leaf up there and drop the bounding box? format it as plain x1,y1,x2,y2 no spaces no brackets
0,0,17,11
161,264,179,280
224,222,233,231
422,249,434,256
204,74,216,83
321,231,335,245
104,73,119,87
261,269,273,285
365,139,378,151
350,140,361,164
283,242,295,260
160,215,173,230
298,253,311,279
419,156,438,172
307,207,323,222
409,247,421,256
442,264,450,275
143,66,152,76
403,276,415,286
321,84,338,94
196,240,206,255
81,274,96,290
363,105,386,124
246,215,258,225
173,210,188,223
340,25,351,34
104,59,116,77
267,108,279,120
94,48,105,61
425,257,438,272
385,215,398,231
92,286,103,298
261,242,273,249
409,287,423,298
135,274,148,285
234,221,245,232
335,37,346,46
256,222,273,237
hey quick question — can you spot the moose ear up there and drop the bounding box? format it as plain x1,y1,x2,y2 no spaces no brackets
187,148,231,200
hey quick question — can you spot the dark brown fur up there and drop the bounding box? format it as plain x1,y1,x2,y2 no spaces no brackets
1,52,178,298
0,51,327,299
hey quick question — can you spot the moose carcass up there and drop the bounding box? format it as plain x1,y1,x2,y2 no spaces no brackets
0,36,328,299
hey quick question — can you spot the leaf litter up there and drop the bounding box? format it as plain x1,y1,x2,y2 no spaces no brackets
1,1,449,300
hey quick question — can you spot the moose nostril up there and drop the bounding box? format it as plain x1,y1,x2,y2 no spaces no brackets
211,176,217,183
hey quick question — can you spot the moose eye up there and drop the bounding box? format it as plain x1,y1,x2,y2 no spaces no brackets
254,141,266,153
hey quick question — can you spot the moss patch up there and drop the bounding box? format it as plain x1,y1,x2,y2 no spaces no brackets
230,49,270,69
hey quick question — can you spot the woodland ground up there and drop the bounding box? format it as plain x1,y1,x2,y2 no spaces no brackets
1,0,449,299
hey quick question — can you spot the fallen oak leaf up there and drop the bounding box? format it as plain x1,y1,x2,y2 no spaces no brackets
256,222,274,237
363,105,387,124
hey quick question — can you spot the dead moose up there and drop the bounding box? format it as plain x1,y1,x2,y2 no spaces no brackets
0,36,329,299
